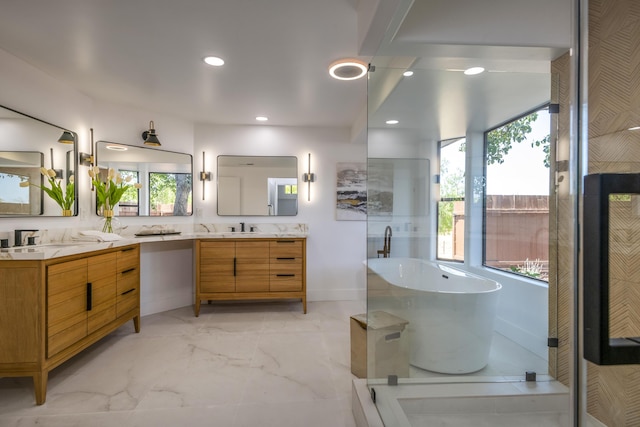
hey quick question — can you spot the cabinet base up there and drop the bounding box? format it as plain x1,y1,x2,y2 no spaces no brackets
194,293,307,316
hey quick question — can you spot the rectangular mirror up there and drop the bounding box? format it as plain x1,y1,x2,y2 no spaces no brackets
96,141,193,216
217,155,298,216
0,104,78,217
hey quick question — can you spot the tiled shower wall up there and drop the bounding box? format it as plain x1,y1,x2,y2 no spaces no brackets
586,0,640,425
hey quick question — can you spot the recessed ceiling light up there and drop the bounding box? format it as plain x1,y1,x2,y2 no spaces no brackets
203,56,225,67
464,67,485,75
386,119,399,125
403,71,414,77
628,126,640,131
328,59,368,80
256,116,268,122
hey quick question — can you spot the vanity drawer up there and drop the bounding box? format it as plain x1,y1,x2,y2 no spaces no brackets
116,266,139,317
270,262,303,292
270,239,303,258
116,284,139,317
117,246,139,272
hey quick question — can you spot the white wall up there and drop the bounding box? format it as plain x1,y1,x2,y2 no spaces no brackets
194,124,367,301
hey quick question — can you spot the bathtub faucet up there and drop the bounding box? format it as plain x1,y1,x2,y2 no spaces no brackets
377,226,392,258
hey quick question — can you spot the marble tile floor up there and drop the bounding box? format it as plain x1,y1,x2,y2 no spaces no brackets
0,300,366,427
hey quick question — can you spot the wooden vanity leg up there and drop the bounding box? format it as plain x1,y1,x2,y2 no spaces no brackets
302,298,307,314
194,299,201,317
33,371,48,405
133,315,140,333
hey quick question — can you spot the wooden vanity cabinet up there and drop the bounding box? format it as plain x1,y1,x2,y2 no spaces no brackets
0,244,140,405
195,238,306,316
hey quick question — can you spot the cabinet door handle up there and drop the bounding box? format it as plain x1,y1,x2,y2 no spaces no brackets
276,274,295,277
276,240,295,244
233,257,237,276
121,268,136,274
276,257,295,260
121,247,135,252
121,288,136,296
86,283,92,311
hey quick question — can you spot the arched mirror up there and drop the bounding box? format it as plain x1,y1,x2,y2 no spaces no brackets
0,105,78,217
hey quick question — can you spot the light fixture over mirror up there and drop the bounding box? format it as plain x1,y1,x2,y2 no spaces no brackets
57,130,75,144
142,120,161,146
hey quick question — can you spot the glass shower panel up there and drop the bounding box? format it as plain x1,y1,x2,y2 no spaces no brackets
366,65,559,420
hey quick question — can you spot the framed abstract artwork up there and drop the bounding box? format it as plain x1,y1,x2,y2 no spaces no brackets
336,162,366,220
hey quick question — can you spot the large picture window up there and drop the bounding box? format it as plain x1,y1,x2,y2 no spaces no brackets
483,107,550,281
437,137,465,261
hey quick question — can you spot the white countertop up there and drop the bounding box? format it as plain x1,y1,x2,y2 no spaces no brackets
0,227,307,260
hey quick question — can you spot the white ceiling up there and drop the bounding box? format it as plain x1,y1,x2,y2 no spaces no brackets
0,0,367,129
0,0,572,141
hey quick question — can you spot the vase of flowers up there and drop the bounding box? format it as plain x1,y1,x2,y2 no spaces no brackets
20,167,74,215
89,166,142,233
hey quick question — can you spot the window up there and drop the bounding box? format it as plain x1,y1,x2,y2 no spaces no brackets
117,170,139,216
483,107,550,281
437,137,465,261
149,172,193,216
284,184,297,194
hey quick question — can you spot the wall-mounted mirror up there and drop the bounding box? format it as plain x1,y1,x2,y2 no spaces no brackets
217,155,298,216
0,104,78,217
96,141,193,216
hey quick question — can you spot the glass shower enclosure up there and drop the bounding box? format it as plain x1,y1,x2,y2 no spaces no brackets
363,1,578,424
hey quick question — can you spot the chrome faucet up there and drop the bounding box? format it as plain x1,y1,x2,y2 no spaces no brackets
377,226,392,258
14,229,38,247
240,222,245,232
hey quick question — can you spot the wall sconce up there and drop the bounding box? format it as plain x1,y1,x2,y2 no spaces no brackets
49,148,63,178
57,130,75,144
199,151,212,200
302,153,316,201
142,120,161,146
79,128,95,167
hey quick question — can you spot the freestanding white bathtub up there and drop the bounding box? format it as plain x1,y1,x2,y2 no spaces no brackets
367,258,502,374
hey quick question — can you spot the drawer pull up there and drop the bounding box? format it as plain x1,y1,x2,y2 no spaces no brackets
86,283,92,311
121,247,135,252
234,257,237,276
121,288,136,296
276,257,295,260
121,268,136,274
276,274,296,277
276,240,296,244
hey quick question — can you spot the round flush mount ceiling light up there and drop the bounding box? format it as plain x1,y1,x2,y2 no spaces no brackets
256,116,268,122
203,56,225,66
386,119,399,125
464,66,485,75
403,71,414,77
329,59,368,80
